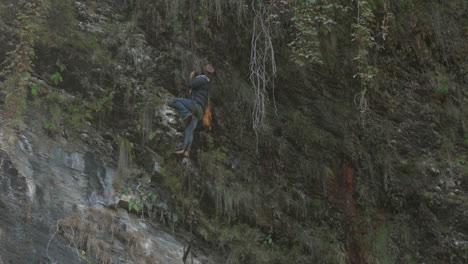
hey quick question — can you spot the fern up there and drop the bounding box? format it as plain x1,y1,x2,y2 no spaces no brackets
50,72,63,85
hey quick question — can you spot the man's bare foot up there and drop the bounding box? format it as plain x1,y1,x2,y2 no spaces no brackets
174,150,190,157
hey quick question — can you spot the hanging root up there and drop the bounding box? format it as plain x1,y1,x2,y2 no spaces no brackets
249,0,276,136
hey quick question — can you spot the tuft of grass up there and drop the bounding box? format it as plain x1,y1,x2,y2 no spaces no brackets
455,155,466,165
399,0,414,9
293,227,348,264
435,77,449,94
365,223,397,264
58,208,160,264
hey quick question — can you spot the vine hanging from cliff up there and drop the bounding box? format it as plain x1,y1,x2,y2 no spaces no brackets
1,0,47,117
288,0,345,66
352,1,393,122
351,0,379,126
249,0,276,137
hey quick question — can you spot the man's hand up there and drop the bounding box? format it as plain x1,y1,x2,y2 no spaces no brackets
189,71,195,78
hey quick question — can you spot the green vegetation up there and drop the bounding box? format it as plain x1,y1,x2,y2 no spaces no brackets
288,1,345,66
399,0,414,10
1,0,466,263
36,85,93,133
30,84,39,96
436,77,449,94
1,0,47,117
43,120,59,136
39,0,114,67
128,197,142,213
456,155,466,165
365,223,397,264
77,250,90,263
49,72,63,86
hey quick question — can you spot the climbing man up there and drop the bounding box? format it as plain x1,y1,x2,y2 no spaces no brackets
169,64,215,158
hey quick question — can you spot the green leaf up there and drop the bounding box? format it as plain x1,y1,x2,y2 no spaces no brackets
129,197,141,212
158,202,168,211
122,186,131,195
50,72,63,85
56,59,67,72
149,131,156,141
134,205,141,212
456,155,466,165
43,120,53,129
151,193,157,202
30,85,38,96
172,213,178,223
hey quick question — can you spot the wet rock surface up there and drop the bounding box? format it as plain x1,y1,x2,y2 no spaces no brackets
0,122,215,264
0,4,213,261
0,0,467,263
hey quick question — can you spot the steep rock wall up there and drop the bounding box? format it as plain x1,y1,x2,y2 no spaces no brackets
0,0,466,263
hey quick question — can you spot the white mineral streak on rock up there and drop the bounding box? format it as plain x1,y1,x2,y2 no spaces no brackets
18,134,33,156
25,177,36,199
143,238,153,256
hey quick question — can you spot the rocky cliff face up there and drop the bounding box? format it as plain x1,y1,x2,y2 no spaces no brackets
0,1,218,263
0,113,216,263
0,0,467,263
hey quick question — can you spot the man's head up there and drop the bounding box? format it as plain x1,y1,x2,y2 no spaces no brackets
203,64,215,76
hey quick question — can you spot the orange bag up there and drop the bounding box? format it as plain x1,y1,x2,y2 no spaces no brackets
202,105,212,131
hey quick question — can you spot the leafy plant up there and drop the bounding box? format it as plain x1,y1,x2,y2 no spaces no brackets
43,120,59,136
91,93,113,113
262,230,273,246
56,59,67,72
67,105,92,131
149,131,157,141
171,212,179,234
172,212,179,223
129,197,142,212
140,190,157,202
77,250,90,263
158,201,168,211
455,155,466,165
124,187,158,215
157,201,170,222
50,72,63,85
399,0,414,9
352,0,375,116
436,77,449,94
288,1,344,65
43,120,57,129
48,59,67,86
1,0,47,117
122,186,132,195
30,84,39,96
